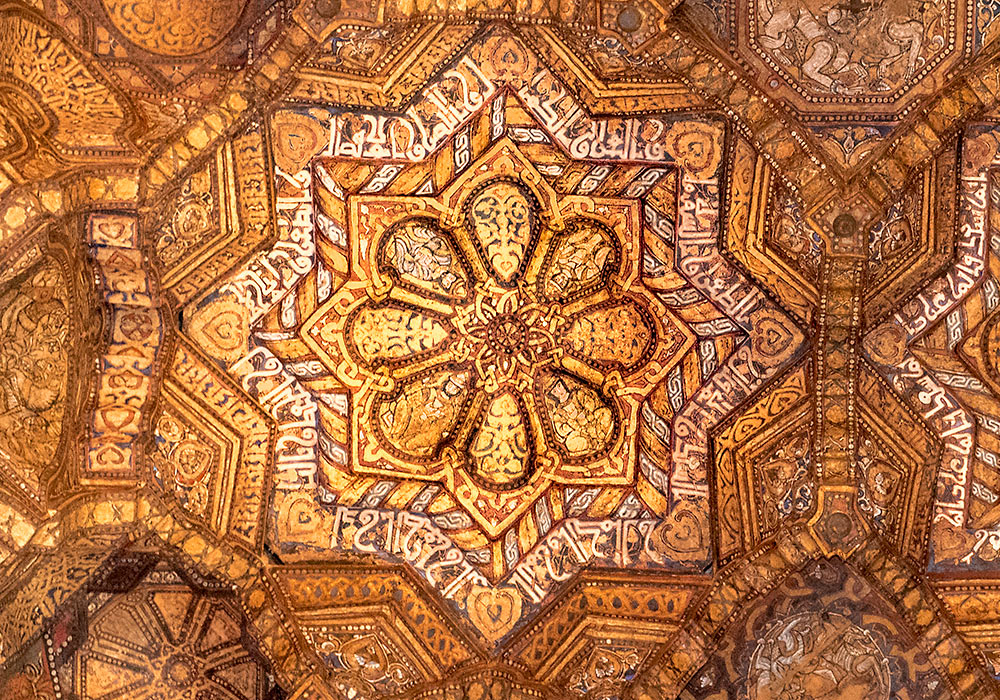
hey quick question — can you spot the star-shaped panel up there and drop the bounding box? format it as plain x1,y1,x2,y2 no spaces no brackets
179,28,803,645
302,140,691,536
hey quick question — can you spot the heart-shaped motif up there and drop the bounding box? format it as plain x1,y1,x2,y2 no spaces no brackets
748,308,793,368
96,404,140,434
466,585,522,642
188,295,249,364
92,215,135,247
276,493,324,542
204,311,247,351
91,443,127,468
271,112,326,174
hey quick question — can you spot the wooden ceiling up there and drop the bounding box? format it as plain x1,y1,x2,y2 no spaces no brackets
2,0,1000,697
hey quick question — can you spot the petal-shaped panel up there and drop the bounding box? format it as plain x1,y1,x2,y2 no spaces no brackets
373,365,474,460
0,256,70,488
535,370,619,459
347,302,454,369
540,218,619,302
465,178,538,286
468,391,534,490
562,299,656,371
378,219,471,301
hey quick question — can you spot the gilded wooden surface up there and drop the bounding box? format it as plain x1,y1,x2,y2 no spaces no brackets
4,0,1000,697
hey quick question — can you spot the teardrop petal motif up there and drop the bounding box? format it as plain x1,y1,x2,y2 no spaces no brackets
535,371,619,459
562,299,657,371
468,391,534,490
347,302,453,368
378,219,471,301
540,218,620,302
465,178,538,287
374,365,474,460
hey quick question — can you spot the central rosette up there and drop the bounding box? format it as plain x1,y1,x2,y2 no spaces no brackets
459,284,556,385
486,315,526,355
303,145,691,536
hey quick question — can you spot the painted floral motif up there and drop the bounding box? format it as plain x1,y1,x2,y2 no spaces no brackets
0,258,70,480
754,0,949,97
151,412,216,519
758,432,814,529
857,435,904,531
304,148,691,536
309,632,416,695
568,646,642,699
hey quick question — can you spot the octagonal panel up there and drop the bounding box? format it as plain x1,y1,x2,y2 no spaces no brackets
737,0,972,116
